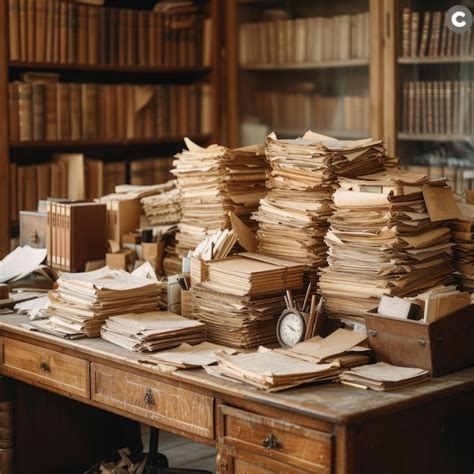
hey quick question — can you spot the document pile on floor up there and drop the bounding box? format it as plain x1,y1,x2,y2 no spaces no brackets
193,253,305,348
319,170,456,326
101,311,205,352
36,266,161,338
209,329,370,391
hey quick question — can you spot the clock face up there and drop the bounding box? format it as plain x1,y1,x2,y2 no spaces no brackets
277,310,306,348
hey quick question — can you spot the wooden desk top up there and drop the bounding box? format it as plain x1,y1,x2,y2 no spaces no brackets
2,313,474,425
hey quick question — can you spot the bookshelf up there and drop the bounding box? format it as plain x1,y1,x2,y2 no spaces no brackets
383,0,474,196
0,0,222,256
225,0,384,148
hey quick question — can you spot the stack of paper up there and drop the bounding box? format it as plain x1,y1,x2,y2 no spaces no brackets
339,362,429,391
45,266,161,337
319,170,456,324
139,341,237,371
212,348,340,392
222,145,268,230
172,138,268,257
252,132,335,281
192,229,238,261
202,253,305,296
101,311,205,352
110,181,177,200
141,182,182,226
192,285,288,348
172,138,233,256
449,218,474,292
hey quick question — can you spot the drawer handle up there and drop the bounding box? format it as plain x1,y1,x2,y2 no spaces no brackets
144,388,154,406
262,433,279,450
39,361,50,372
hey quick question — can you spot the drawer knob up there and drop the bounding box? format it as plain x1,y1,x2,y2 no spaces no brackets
39,361,50,372
262,433,279,450
144,388,154,406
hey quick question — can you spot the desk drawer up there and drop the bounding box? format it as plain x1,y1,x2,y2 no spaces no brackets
91,363,214,439
218,406,332,473
1,338,89,398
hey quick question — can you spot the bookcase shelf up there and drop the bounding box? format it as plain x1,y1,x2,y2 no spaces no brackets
241,58,369,71
10,135,211,150
398,56,474,65
398,133,474,143
9,61,211,77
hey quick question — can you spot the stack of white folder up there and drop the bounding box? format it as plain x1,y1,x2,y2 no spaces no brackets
319,170,456,325
101,311,205,352
46,266,161,337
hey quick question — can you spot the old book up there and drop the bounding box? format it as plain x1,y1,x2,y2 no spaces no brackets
429,11,442,56
56,83,71,140
118,8,127,66
34,0,47,61
23,165,37,211
401,7,411,57
419,11,431,57
17,166,25,213
36,163,50,201
53,153,85,200
44,0,54,62
9,0,21,61
8,83,20,141
137,10,148,66
10,163,18,222
148,11,156,66
59,1,68,63
31,82,46,141
67,2,79,63
19,0,27,60
69,83,82,140
410,11,419,57
99,6,110,64
52,0,60,63
45,82,57,141
126,9,137,66
18,82,32,141
77,4,88,64
87,5,99,64
81,83,98,139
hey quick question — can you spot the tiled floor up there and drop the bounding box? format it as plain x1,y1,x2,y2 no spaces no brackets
141,426,217,473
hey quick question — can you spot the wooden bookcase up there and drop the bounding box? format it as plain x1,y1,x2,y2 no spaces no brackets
224,0,384,148
0,0,222,256
383,0,474,194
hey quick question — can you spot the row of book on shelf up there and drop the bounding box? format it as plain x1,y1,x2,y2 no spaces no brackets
402,80,474,136
401,8,473,58
9,76,211,142
9,154,173,221
8,0,212,68
254,88,369,135
239,11,369,65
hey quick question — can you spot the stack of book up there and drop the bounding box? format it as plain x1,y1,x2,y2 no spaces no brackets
192,253,305,348
319,170,456,326
45,266,161,337
255,87,369,135
400,8,473,58
402,80,474,136
253,132,336,282
141,182,181,226
449,215,474,292
239,12,369,66
9,80,205,142
101,311,205,352
8,1,211,67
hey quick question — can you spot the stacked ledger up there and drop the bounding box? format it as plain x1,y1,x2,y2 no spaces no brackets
449,215,474,292
319,170,455,326
101,311,205,352
45,267,161,337
141,181,182,226
172,139,268,257
193,253,305,348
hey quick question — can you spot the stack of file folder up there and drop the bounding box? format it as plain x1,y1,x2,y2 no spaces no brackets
101,311,205,352
192,253,305,348
45,266,161,337
172,138,268,257
319,170,455,325
449,217,474,292
253,132,335,282
141,181,182,226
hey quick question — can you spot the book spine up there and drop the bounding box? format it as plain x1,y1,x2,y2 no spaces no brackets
69,83,82,140
59,1,68,63
32,82,46,141
88,6,99,65
26,0,34,61
77,4,88,64
67,2,78,63
45,0,54,62
8,83,20,141
45,82,57,141
9,0,21,61
35,0,47,62
18,83,32,141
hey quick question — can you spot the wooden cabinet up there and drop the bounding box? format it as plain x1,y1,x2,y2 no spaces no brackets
217,405,333,473
0,337,89,398
90,362,214,440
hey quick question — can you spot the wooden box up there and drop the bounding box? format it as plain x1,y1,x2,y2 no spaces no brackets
19,211,47,248
106,249,135,271
364,304,474,377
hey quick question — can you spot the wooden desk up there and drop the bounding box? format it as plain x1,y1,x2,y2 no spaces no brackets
1,313,474,474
